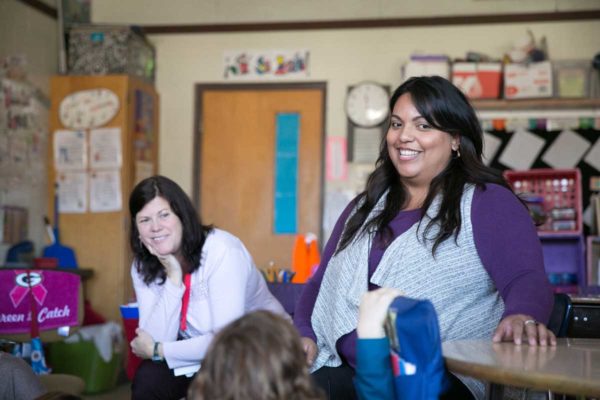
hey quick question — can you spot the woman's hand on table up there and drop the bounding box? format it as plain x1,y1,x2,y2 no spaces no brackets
131,328,155,359
300,337,317,366
492,314,557,346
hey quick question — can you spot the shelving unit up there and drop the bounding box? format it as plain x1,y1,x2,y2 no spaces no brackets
472,98,600,110
484,99,600,292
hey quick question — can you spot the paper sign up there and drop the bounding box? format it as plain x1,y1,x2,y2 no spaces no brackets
326,136,348,181
542,129,590,169
224,49,309,80
498,129,545,170
0,270,80,334
56,171,87,213
89,169,122,212
482,132,502,166
90,127,122,169
53,129,87,171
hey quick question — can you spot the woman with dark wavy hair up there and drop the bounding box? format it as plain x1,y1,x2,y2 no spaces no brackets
188,311,324,400
128,175,287,400
294,76,555,400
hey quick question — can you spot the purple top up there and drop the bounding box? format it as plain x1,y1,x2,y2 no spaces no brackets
294,184,553,368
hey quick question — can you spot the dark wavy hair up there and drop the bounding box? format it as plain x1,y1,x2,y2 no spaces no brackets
337,76,510,255
128,175,213,284
188,311,325,400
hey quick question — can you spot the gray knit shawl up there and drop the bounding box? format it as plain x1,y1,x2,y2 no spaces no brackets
310,185,504,399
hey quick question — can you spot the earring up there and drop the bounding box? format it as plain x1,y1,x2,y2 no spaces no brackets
452,146,461,158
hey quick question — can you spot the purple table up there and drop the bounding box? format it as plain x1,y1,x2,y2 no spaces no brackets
267,282,306,317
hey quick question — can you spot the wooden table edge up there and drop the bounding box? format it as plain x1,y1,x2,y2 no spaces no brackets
444,357,600,397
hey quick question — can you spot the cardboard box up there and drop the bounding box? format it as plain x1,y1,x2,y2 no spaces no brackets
504,61,553,99
452,62,502,99
553,60,590,98
402,56,450,82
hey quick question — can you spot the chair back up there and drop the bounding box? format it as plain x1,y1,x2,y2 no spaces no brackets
0,268,84,343
547,292,572,338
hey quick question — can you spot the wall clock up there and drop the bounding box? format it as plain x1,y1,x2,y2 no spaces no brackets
345,82,389,128
345,82,390,162
59,88,120,130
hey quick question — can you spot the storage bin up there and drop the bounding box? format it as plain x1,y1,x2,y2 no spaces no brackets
553,60,591,99
504,61,553,99
504,168,582,235
120,303,142,381
68,24,155,84
452,62,502,99
541,234,586,289
47,325,123,394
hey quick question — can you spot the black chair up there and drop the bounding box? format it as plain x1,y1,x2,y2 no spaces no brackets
547,292,572,338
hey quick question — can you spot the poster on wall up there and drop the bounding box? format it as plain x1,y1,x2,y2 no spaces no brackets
89,169,122,212
326,136,348,181
53,129,87,171
56,171,87,213
90,127,122,169
223,49,310,80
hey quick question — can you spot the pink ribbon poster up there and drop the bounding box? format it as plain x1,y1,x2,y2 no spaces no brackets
0,269,80,334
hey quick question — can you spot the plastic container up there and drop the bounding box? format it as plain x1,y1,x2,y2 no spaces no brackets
504,168,582,235
47,333,123,394
552,60,591,99
540,234,586,288
120,303,142,381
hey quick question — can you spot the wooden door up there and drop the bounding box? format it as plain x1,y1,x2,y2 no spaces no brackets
194,84,325,270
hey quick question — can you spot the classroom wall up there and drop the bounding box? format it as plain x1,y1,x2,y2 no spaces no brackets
0,0,57,95
99,20,600,197
92,0,600,24
0,0,58,261
4,1,598,254
90,1,600,199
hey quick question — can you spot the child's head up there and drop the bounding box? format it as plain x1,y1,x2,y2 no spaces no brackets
188,310,324,400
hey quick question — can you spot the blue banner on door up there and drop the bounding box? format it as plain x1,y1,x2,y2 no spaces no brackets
274,113,299,234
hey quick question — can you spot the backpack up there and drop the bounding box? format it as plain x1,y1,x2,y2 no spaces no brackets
385,296,450,400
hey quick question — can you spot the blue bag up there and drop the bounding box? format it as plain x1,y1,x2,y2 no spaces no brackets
385,296,449,400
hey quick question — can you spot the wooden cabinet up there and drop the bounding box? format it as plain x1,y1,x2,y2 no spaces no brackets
48,75,159,321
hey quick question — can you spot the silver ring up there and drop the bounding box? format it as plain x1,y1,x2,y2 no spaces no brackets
524,319,537,326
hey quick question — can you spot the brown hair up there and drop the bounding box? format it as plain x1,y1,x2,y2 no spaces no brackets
188,311,324,400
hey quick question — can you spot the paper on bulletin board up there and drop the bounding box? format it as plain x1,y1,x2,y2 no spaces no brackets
53,129,87,171
482,132,502,166
89,169,122,212
56,171,87,213
542,129,590,169
90,127,122,169
326,136,347,181
498,128,545,170
584,138,600,171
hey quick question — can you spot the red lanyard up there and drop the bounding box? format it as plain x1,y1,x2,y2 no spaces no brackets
180,273,191,331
